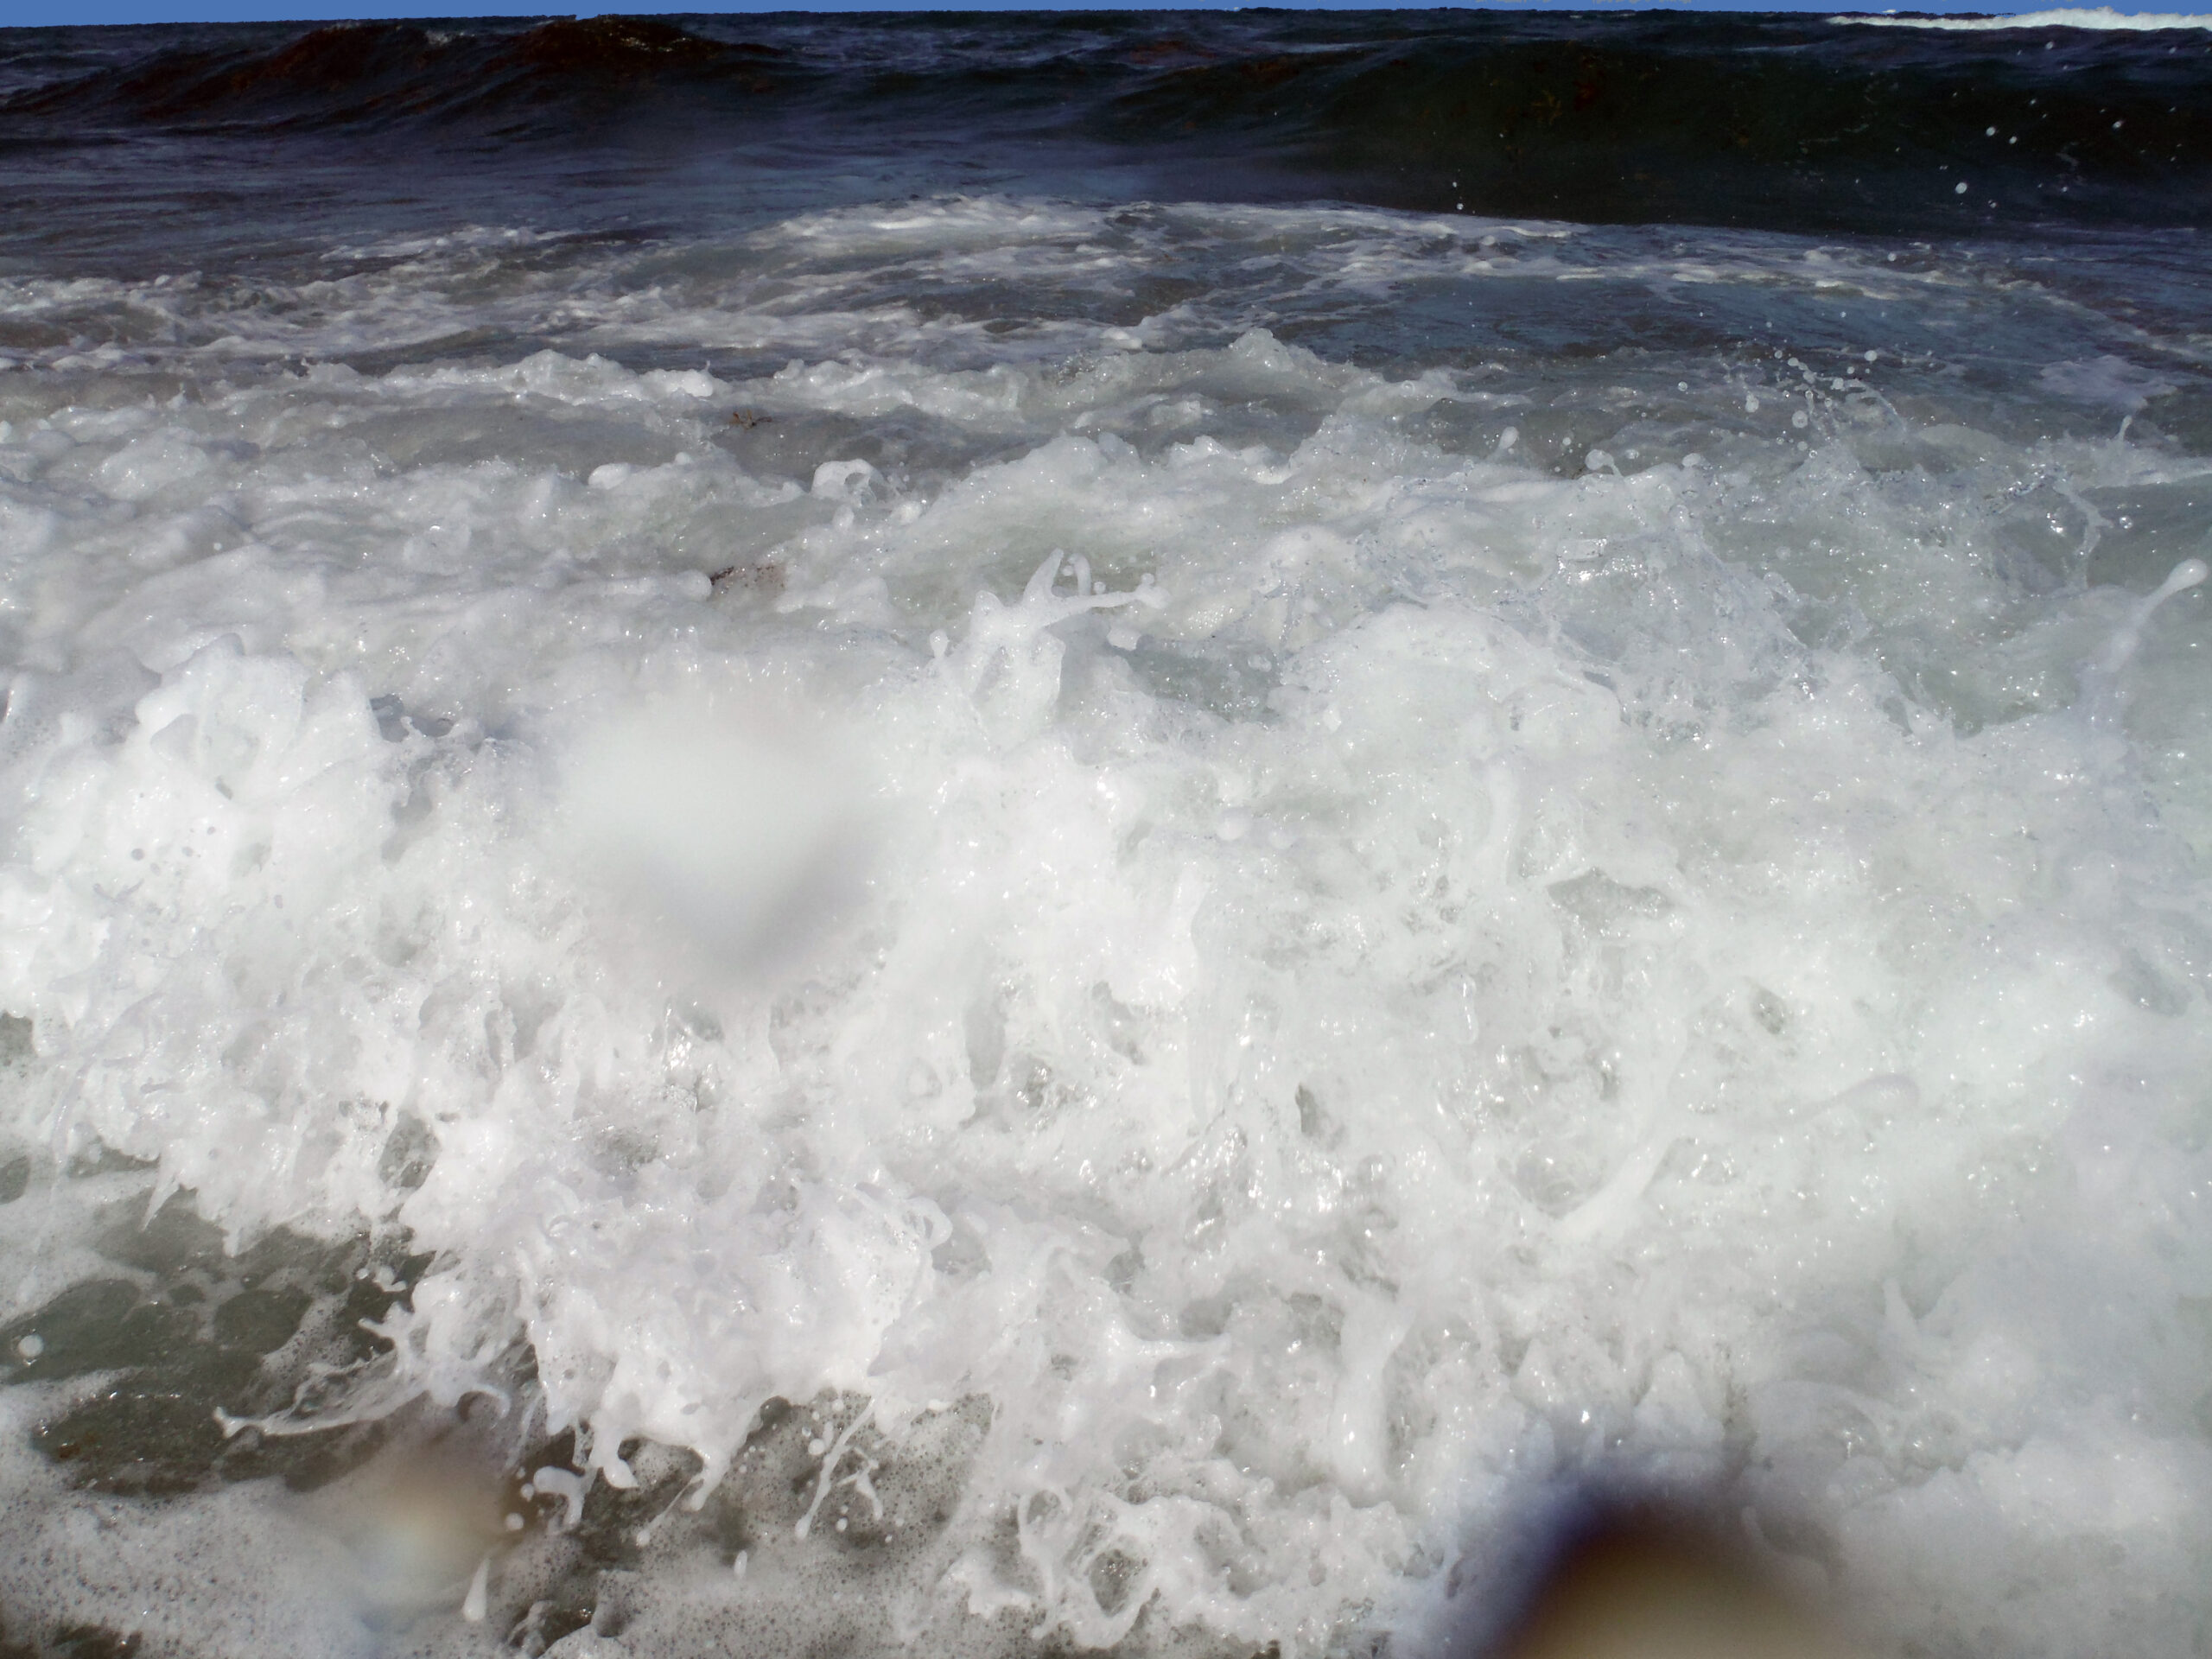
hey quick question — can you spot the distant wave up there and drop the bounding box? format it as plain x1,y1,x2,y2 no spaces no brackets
0,17,791,134
3,11,2208,238
1834,7,2212,28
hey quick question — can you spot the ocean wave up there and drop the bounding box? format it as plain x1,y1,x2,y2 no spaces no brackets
1,12,2207,237
1835,7,2212,30
3,13,2212,1652
1,190,2209,1657
0,16,790,135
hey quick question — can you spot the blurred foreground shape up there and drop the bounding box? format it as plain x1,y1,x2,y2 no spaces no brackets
1494,1518,1865,1659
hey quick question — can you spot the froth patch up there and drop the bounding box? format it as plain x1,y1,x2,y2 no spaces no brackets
1834,6,2212,29
0,219,2208,1659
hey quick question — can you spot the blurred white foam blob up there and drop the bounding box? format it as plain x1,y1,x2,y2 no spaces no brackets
562,696,870,972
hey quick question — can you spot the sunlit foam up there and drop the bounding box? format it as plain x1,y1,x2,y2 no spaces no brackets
0,200,2207,1659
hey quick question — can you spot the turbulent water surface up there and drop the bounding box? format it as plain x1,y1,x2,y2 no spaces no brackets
0,10,2209,1659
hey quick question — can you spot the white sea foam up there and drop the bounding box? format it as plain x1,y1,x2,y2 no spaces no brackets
0,200,2209,1659
0,200,2103,390
1834,7,2212,29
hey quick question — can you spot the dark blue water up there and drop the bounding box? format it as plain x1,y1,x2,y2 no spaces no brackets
3,10,2210,251
4,10,2208,424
